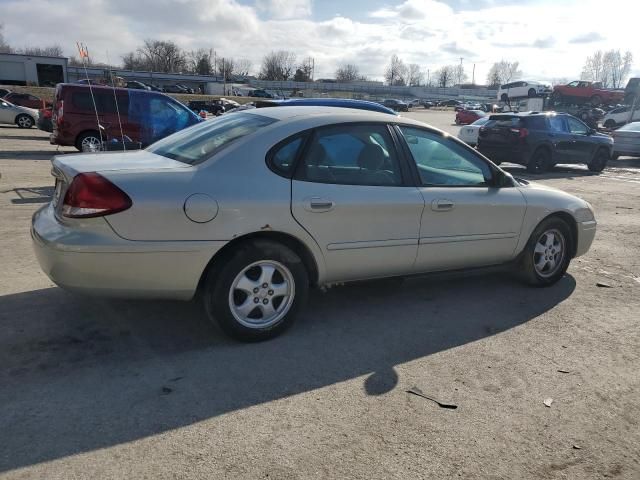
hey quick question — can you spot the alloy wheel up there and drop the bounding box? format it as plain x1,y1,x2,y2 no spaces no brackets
533,229,565,278
81,135,102,152
228,260,295,329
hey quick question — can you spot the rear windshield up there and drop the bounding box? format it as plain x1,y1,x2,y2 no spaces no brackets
147,112,277,165
487,116,523,128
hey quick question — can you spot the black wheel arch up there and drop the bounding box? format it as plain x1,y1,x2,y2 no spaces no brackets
196,231,320,296
539,212,578,259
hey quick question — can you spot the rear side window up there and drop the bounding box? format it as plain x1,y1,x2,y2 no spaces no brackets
524,116,547,130
147,112,277,165
71,91,129,114
268,135,305,176
492,117,522,128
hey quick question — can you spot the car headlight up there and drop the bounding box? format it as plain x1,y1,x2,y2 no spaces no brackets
575,206,595,222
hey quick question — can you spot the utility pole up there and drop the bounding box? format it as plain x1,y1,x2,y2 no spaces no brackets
459,57,464,86
472,63,476,85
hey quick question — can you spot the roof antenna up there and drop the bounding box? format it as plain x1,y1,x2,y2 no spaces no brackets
76,42,104,151
106,50,126,151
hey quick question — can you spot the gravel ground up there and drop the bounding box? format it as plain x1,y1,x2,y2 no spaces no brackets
1,111,639,479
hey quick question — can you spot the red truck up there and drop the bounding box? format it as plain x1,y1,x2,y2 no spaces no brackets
552,81,625,106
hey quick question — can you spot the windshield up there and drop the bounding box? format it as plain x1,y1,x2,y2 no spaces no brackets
147,113,277,165
619,122,640,132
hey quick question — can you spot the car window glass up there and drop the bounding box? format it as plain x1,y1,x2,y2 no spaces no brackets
567,117,588,134
619,123,640,132
549,116,567,132
298,124,402,186
147,112,277,165
270,136,304,175
399,126,491,187
525,116,547,130
568,81,579,87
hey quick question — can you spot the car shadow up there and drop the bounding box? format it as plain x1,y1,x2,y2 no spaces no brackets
0,150,58,160
0,135,50,141
9,186,53,204
502,163,600,180
0,272,576,472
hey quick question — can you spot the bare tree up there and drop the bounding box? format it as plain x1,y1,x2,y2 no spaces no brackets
407,64,423,86
259,50,297,81
454,64,468,86
293,57,313,82
0,24,13,53
130,39,186,72
186,49,212,75
234,58,252,77
582,50,633,88
550,77,570,86
215,57,235,78
385,55,408,86
486,60,522,86
435,66,456,88
21,45,64,57
335,64,360,82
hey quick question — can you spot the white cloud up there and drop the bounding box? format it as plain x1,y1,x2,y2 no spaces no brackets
0,0,637,84
256,0,312,19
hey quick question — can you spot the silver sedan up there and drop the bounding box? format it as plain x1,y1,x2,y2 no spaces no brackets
32,107,597,341
0,99,39,128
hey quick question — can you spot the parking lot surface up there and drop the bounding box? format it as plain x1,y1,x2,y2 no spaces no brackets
1,111,639,479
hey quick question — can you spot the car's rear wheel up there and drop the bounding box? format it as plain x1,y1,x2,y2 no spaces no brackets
519,217,572,286
76,131,103,152
203,240,309,341
590,95,602,106
588,148,609,172
604,119,616,129
528,88,537,98
526,148,552,173
16,114,34,129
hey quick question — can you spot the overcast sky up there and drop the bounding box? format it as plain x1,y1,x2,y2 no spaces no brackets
1,0,637,83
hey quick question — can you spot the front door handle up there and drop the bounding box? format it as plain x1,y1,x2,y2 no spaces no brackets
304,197,335,212
432,199,455,211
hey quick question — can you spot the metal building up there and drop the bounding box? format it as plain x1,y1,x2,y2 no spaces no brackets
0,53,68,86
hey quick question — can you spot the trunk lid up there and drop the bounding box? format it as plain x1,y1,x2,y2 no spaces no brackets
52,150,191,181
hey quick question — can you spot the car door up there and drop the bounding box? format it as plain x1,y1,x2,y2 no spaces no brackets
396,125,527,272
566,116,596,161
547,115,574,163
0,101,14,124
291,123,424,283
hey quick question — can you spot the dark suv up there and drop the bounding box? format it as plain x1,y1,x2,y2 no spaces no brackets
381,99,409,112
477,112,613,173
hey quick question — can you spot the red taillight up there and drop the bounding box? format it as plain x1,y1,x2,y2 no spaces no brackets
61,173,132,218
55,99,63,125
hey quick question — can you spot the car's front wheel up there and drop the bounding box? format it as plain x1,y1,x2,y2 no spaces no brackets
519,217,572,286
588,148,609,172
203,240,309,341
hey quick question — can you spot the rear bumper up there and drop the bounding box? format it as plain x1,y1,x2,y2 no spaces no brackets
31,204,225,300
575,220,597,258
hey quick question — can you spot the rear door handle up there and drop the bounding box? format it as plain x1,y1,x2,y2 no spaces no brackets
432,199,455,211
304,197,335,212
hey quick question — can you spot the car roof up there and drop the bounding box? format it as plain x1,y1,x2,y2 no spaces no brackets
242,106,427,128
256,98,397,115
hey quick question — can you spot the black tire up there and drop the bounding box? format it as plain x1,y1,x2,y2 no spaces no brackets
612,153,619,161
590,95,602,106
202,240,309,341
75,131,103,152
15,114,34,129
588,148,609,172
519,217,572,286
526,148,552,173
527,88,537,98
604,119,616,129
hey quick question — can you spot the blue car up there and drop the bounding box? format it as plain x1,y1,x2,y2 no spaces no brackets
255,98,398,115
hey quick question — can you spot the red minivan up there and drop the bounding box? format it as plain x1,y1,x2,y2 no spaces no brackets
51,84,201,151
